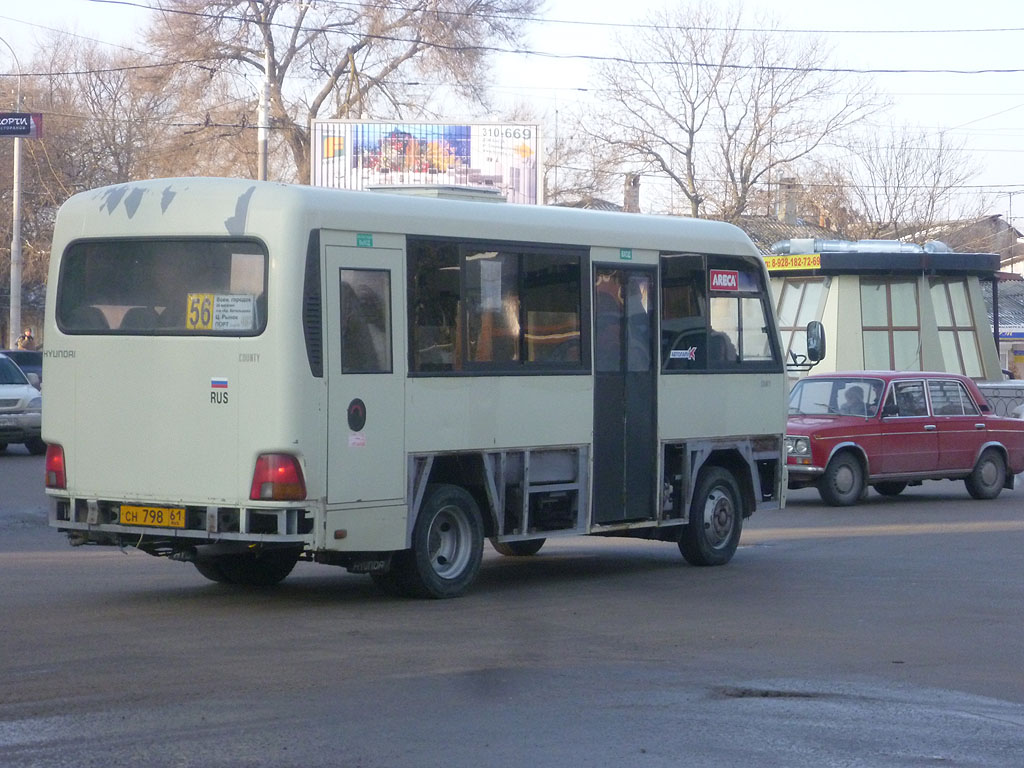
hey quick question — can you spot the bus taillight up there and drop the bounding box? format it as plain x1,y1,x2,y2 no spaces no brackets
45,444,66,489
249,454,307,501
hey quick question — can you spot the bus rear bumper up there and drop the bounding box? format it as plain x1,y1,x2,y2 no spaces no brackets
49,496,315,547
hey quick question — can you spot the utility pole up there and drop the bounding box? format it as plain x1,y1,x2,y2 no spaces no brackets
1,36,22,348
257,15,270,182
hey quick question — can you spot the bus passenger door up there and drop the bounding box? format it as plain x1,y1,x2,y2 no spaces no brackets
593,266,657,524
325,245,406,505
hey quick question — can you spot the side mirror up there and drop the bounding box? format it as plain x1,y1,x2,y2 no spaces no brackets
26,372,41,389
786,321,826,372
806,321,825,364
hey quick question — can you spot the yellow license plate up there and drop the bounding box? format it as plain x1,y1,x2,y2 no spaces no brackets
119,505,186,528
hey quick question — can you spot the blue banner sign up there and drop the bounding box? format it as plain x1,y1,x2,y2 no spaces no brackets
0,113,43,138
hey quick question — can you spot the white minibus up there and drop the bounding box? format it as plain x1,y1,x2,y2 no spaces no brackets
43,177,801,597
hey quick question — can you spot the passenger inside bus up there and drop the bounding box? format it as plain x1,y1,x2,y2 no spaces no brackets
593,285,622,372
65,305,111,330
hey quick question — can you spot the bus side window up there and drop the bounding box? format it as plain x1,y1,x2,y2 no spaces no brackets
408,240,460,372
340,270,392,374
660,253,706,370
707,265,778,369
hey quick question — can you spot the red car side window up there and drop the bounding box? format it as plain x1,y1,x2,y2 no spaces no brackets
889,381,928,417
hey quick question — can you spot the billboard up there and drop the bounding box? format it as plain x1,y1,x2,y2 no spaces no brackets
310,120,541,205
0,113,43,139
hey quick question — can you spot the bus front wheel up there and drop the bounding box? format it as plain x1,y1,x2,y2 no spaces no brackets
397,483,484,599
679,467,743,566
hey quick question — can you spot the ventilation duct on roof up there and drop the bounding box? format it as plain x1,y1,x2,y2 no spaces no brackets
770,238,953,255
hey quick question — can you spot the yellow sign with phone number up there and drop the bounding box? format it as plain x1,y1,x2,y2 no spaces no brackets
763,253,822,272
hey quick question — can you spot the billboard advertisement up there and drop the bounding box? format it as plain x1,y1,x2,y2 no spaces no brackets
0,113,43,139
310,120,541,205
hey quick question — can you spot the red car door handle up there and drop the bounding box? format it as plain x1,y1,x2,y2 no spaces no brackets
924,424,937,431
975,423,986,429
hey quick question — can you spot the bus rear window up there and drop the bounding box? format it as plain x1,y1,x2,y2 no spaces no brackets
57,239,267,335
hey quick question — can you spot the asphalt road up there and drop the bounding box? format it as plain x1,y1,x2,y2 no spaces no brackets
3,452,1024,767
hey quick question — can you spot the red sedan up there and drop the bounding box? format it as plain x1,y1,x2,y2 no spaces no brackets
786,371,1024,506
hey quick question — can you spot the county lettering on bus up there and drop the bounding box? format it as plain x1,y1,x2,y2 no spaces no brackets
42,177,819,598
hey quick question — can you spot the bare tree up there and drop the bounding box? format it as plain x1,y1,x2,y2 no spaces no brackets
0,36,189,327
539,112,625,206
840,125,982,241
146,0,542,183
584,2,879,220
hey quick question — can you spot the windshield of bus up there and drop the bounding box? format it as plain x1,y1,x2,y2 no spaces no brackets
788,376,884,417
56,238,267,335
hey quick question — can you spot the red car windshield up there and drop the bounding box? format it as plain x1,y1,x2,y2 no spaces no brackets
789,377,885,417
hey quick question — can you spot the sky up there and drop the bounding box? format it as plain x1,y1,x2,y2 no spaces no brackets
2,0,1023,225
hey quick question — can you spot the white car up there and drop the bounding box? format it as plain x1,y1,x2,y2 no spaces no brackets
0,352,44,455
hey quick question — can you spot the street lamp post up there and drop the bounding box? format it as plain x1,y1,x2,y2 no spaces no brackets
257,15,270,182
1,36,23,349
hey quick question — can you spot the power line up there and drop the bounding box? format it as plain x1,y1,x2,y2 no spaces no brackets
4,43,1024,80
0,13,146,54
20,2,1014,77
83,0,1024,37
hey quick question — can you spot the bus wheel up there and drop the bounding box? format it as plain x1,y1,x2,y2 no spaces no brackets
213,547,302,586
679,467,743,566
403,484,483,598
965,448,1006,500
490,538,546,557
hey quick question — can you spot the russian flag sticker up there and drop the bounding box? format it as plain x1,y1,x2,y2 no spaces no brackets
211,377,228,389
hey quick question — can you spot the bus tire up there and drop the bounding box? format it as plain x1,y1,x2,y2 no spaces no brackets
401,483,483,598
214,547,301,586
490,538,545,557
679,466,743,567
965,448,1006,500
818,451,864,506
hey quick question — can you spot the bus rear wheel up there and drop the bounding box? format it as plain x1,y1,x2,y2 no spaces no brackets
395,483,483,599
679,466,743,566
